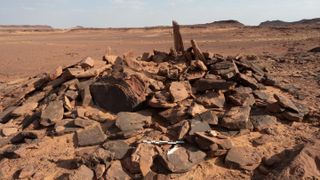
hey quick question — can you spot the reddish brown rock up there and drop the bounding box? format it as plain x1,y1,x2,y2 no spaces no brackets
274,94,299,113
102,140,130,160
160,146,206,173
193,78,236,92
169,81,190,102
187,103,207,117
191,40,206,62
49,66,63,80
70,165,94,180
40,100,64,126
80,56,95,69
90,74,148,113
11,102,38,117
225,147,261,170
196,91,225,108
220,106,253,130
131,143,156,176
105,160,130,180
76,124,107,147
115,112,151,132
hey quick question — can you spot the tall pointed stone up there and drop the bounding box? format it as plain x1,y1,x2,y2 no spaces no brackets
172,21,184,53
191,40,206,61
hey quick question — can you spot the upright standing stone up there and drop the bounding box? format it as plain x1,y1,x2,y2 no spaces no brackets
172,21,184,53
191,40,206,62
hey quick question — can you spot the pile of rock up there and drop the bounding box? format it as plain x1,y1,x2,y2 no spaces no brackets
0,21,311,179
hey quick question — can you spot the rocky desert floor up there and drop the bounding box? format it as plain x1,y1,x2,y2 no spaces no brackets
0,25,319,180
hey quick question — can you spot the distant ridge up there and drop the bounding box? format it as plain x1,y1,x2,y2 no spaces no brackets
259,18,320,27
185,20,244,28
0,25,53,30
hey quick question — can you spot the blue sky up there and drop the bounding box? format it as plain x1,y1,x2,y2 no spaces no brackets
0,0,319,28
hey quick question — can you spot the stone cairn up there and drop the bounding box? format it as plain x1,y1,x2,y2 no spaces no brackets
0,21,311,179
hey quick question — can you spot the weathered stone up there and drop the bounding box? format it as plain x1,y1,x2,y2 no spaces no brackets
159,106,188,124
172,21,184,53
1,127,18,136
70,165,94,180
65,90,79,100
195,132,233,152
79,80,94,106
193,78,236,92
40,100,64,126
115,112,151,132
131,143,156,176
235,59,265,76
281,111,304,121
63,96,74,111
104,54,121,64
94,164,106,179
189,119,211,135
191,40,206,62
141,52,151,61
274,94,299,113
196,91,225,108
191,60,208,71
169,81,190,102
221,106,253,130
237,73,260,89
80,57,95,69
74,118,97,128
210,60,238,78
10,130,45,144
49,66,63,80
225,147,261,170
253,90,272,101
227,90,255,107
75,147,112,167
153,50,170,62
251,115,277,131
76,124,107,147
0,106,17,123
105,160,130,180
90,75,147,113
77,106,116,122
18,166,35,179
187,103,207,117
11,102,38,116
197,111,219,125
102,140,130,160
175,120,190,139
148,91,177,108
160,146,206,173
267,102,285,113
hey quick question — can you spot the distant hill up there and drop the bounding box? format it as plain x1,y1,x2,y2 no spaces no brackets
0,25,53,31
188,20,244,28
259,18,320,27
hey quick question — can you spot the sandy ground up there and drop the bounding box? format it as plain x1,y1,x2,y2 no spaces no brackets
0,26,319,81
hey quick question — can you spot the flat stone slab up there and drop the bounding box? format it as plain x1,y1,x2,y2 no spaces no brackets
220,106,252,130
115,112,151,132
160,146,206,173
40,100,64,126
76,124,107,147
102,140,130,160
225,147,261,170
